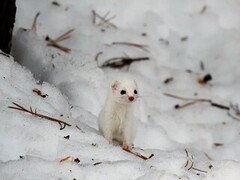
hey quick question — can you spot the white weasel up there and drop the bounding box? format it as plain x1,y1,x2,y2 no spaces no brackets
98,78,138,150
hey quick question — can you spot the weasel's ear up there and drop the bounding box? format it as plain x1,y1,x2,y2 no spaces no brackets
111,80,119,91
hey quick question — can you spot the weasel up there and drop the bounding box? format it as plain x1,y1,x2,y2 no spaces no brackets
98,78,138,150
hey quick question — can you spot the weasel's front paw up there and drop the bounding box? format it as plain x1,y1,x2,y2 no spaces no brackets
105,135,113,144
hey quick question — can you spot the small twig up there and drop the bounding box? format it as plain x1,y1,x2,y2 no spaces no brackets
123,147,149,160
8,102,71,130
52,29,74,43
164,77,174,84
164,93,210,102
148,154,154,159
46,29,74,53
32,88,48,98
164,93,231,111
95,51,103,62
204,152,212,161
76,125,81,130
93,162,102,166
92,10,96,24
59,156,71,163
112,42,149,52
31,12,40,32
192,167,208,173
184,149,208,174
92,10,117,29
101,56,149,68
188,161,194,171
175,100,209,109
46,41,71,53
97,11,110,25
211,102,230,110
52,1,60,6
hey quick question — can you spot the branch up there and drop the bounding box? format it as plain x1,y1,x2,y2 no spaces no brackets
8,102,71,130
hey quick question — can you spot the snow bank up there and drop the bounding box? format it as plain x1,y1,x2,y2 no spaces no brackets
1,0,240,179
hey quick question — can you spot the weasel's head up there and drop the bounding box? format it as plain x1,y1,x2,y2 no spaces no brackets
110,78,138,104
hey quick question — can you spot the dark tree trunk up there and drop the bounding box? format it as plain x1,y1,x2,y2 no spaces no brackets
0,0,16,54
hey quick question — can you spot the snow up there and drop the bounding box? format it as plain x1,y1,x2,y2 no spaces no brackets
1,0,240,179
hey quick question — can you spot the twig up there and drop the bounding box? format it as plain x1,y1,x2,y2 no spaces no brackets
204,152,212,161
8,102,71,130
164,93,230,110
192,167,208,173
123,147,149,160
97,11,110,25
92,10,117,29
59,156,71,163
32,88,48,98
46,29,74,53
184,149,208,174
164,93,210,102
101,56,149,68
52,29,74,43
112,42,149,52
31,12,40,32
164,77,174,84
95,51,103,62
76,125,81,130
93,162,102,166
92,10,96,24
188,161,194,171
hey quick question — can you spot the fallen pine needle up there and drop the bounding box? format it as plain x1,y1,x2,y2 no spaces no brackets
123,147,149,160
59,156,71,163
8,102,71,130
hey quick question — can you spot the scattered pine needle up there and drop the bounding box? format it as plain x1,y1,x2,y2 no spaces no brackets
92,10,117,29
31,12,40,32
93,162,102,166
46,29,74,53
76,125,81,130
123,147,149,160
8,102,71,130
32,88,48,98
59,156,71,163
112,42,149,52
101,56,149,68
184,149,208,174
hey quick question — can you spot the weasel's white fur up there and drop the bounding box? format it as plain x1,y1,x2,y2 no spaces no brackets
98,78,138,150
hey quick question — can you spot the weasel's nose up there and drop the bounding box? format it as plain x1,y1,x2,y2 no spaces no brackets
128,96,135,102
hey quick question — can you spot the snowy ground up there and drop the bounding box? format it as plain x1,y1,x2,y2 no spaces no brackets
1,0,240,179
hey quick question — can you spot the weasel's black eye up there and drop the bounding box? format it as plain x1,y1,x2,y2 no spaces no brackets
134,90,138,94
120,90,126,95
